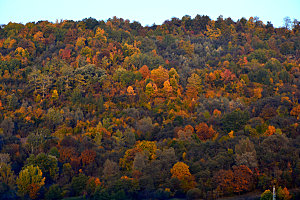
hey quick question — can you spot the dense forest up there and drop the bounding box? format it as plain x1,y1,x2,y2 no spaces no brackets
0,15,299,200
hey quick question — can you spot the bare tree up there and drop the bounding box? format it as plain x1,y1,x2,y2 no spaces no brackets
284,16,292,29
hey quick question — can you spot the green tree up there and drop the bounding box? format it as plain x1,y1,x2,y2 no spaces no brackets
91,187,110,200
0,162,15,189
221,110,250,132
26,153,59,181
74,64,106,85
260,189,272,200
71,174,89,196
0,117,14,136
265,58,282,72
28,69,52,98
45,108,63,130
45,184,62,200
59,163,74,185
26,129,51,154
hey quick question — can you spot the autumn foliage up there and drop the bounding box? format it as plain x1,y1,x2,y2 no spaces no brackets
0,15,298,200
214,165,254,195
171,162,196,192
16,165,45,199
195,122,216,141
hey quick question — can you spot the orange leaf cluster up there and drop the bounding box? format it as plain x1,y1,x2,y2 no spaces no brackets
150,66,169,87
80,149,96,166
28,183,40,199
290,104,300,119
264,125,276,136
214,165,254,195
195,122,216,141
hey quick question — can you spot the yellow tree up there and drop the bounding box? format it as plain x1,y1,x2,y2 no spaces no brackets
169,68,180,93
277,187,292,200
16,165,45,199
127,86,136,96
253,87,263,99
33,31,44,43
169,68,179,81
163,80,173,94
205,21,221,39
150,66,169,87
51,89,59,100
186,73,202,100
135,140,157,160
127,86,136,104
145,82,157,97
76,37,86,49
122,42,141,57
171,162,196,192
178,40,194,56
94,27,107,44
14,47,29,62
119,141,157,170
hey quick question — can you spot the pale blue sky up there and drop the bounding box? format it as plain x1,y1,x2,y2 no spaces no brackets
0,0,299,28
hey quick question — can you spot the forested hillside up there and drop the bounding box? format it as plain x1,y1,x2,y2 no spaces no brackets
0,15,299,200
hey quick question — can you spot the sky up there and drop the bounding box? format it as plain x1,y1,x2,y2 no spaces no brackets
0,0,300,28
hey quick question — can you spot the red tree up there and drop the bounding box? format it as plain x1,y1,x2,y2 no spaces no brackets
195,122,216,141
